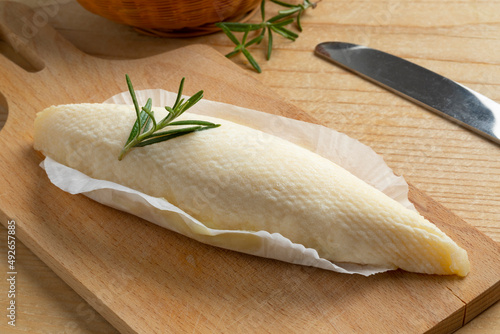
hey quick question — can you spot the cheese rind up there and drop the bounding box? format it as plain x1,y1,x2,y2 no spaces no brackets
34,103,470,276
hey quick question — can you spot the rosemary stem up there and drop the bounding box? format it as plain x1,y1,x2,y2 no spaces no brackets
118,137,138,161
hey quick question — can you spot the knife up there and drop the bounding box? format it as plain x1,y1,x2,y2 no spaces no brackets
314,42,500,145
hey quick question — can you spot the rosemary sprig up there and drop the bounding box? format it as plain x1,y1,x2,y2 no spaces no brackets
216,0,318,73
118,75,220,160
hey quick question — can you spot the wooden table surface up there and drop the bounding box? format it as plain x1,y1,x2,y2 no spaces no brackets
0,0,499,333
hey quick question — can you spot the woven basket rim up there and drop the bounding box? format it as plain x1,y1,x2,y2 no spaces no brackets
134,4,261,38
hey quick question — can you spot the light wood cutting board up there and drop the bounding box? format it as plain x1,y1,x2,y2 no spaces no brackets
0,3,498,333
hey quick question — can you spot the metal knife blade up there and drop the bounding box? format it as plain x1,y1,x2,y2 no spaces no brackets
314,42,500,145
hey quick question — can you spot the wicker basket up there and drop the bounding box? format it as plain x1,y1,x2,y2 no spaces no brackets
77,0,262,37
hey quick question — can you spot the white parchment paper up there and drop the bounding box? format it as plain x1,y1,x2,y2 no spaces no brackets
41,89,416,276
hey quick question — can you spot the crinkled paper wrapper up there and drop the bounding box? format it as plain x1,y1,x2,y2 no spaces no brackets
41,89,417,276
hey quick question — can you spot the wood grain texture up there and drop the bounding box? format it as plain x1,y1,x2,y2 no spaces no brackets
0,1,499,333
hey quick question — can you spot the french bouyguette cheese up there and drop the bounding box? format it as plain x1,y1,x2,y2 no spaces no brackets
34,103,470,276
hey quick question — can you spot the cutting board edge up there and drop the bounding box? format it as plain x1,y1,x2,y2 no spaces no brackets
464,280,500,324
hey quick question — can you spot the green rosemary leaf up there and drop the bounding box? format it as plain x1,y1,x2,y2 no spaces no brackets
267,12,291,23
174,99,186,114
135,126,204,147
167,120,220,127
245,32,265,47
271,17,295,28
164,106,174,114
126,74,141,119
125,74,143,144
141,104,156,135
148,125,203,139
125,110,147,146
178,90,204,116
216,23,241,45
260,0,266,20
143,112,154,133
144,98,152,111
278,7,300,16
142,98,153,129
135,132,194,148
126,97,151,146
267,27,273,60
242,30,249,45
172,78,185,111
296,9,303,31
242,48,262,73
281,25,299,38
270,25,298,41
225,49,242,58
220,22,263,32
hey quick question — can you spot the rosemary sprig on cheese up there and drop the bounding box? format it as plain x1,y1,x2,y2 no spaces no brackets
118,75,220,160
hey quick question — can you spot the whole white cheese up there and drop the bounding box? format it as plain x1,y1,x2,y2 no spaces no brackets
34,103,470,276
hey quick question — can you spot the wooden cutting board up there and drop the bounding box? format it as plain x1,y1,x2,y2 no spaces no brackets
0,3,498,333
